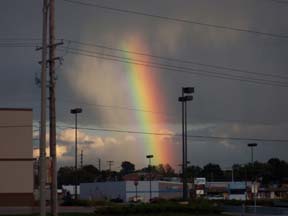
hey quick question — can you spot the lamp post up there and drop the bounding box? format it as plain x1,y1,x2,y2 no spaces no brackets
134,180,138,201
146,154,153,202
247,143,257,165
247,143,258,213
70,108,82,199
178,87,194,200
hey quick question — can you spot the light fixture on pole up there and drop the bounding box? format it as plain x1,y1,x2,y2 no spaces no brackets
146,154,154,202
70,108,82,200
178,87,194,200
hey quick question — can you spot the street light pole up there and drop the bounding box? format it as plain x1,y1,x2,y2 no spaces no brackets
178,87,194,200
247,143,258,213
71,108,82,200
249,144,256,165
247,143,257,169
146,154,153,202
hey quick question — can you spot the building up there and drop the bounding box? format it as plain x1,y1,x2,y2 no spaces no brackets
191,179,253,200
206,182,229,200
228,182,247,200
258,187,288,199
80,181,183,202
0,108,34,206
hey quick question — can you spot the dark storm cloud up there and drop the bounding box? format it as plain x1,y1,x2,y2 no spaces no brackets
1,0,287,167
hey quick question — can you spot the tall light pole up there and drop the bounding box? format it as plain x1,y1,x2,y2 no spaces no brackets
178,87,194,200
247,143,258,213
247,143,257,165
146,154,153,202
70,108,82,199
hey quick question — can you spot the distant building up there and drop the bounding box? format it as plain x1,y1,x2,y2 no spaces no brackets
191,179,253,200
228,182,247,200
80,181,184,202
0,108,34,206
258,186,288,199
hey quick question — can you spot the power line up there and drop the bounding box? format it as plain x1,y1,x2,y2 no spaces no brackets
2,36,288,81
269,0,288,4
9,97,287,125
0,43,38,48
2,37,288,84
57,125,288,143
62,0,288,39
65,49,288,87
2,124,286,143
66,46,288,85
62,47,288,88
59,99,174,117
66,39,288,80
0,38,41,41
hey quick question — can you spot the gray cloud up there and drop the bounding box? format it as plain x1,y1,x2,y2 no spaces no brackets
1,0,288,168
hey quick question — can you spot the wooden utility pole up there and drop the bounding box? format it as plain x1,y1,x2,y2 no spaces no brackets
40,0,48,216
98,158,101,171
107,160,114,171
49,0,57,215
80,150,83,168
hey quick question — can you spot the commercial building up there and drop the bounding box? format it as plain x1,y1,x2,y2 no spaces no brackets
0,108,34,206
228,182,247,200
192,179,252,200
80,181,183,202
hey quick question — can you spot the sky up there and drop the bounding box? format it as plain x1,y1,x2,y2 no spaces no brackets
1,0,288,171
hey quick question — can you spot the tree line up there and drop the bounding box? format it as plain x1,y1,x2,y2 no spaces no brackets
57,158,288,187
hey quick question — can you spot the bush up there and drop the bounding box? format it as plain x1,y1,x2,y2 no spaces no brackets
62,199,110,207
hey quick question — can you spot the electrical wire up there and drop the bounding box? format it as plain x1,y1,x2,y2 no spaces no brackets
59,99,174,117
62,0,288,39
56,125,288,143
3,37,288,82
269,0,288,4
1,124,287,143
61,47,288,88
66,39,288,80
65,46,288,85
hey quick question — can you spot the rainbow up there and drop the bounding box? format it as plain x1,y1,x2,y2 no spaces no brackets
121,36,173,165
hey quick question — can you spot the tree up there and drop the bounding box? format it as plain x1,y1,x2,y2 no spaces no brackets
186,165,202,179
58,165,100,187
202,163,224,181
78,165,99,183
156,164,176,177
268,158,288,183
57,166,74,187
120,161,135,174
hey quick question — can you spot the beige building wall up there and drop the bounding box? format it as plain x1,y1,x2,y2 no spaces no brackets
0,108,34,206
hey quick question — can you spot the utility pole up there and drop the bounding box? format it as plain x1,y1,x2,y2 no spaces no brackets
48,0,58,215
80,150,83,168
98,158,101,171
39,0,48,215
107,160,114,171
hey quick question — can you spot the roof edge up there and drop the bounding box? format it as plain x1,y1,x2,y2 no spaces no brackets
0,108,33,111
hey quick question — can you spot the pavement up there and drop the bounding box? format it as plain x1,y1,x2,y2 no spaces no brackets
223,212,285,216
0,206,95,215
222,205,288,216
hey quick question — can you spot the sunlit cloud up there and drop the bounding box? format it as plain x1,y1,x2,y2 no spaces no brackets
33,145,68,158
